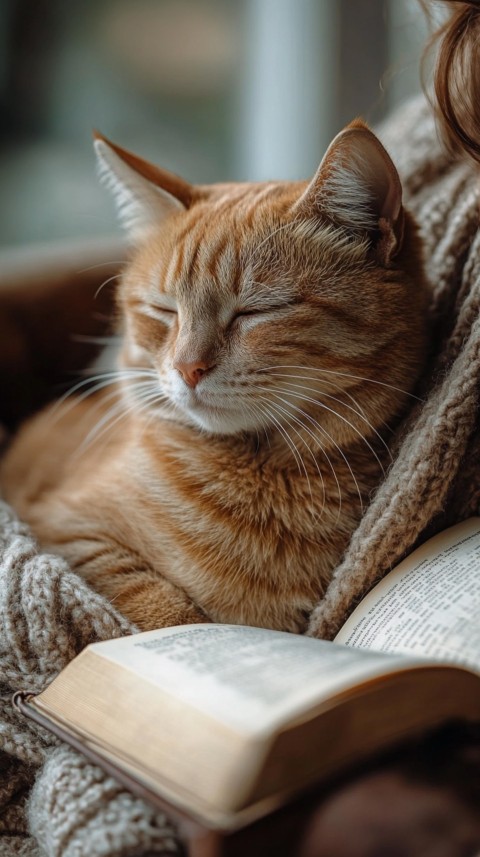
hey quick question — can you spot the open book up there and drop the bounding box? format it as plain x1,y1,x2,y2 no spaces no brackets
14,518,480,835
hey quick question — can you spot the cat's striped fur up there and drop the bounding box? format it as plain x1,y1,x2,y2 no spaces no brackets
1,123,430,632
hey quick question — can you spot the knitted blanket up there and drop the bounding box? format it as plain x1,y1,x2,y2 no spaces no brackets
1,97,479,855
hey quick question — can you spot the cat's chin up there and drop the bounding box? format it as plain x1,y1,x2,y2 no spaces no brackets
182,403,260,436
145,395,258,436
160,385,261,435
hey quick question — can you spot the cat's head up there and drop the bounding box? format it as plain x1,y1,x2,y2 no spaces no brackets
94,124,428,445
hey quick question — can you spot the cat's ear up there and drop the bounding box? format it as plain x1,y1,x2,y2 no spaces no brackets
294,120,404,265
93,132,194,241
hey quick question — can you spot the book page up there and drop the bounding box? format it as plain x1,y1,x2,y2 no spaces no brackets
92,625,409,735
335,518,480,672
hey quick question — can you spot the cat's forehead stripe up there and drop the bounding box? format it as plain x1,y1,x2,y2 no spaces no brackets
150,183,371,304
183,233,202,283
209,183,269,210
245,183,279,209
165,241,185,287
181,233,239,299
202,234,231,282
216,239,240,294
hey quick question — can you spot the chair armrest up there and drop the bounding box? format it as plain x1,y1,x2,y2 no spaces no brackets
0,236,126,427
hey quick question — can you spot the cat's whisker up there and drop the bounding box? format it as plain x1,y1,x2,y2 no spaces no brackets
258,371,371,421
272,382,392,463
263,372,396,437
72,401,130,460
240,400,265,449
78,393,151,454
294,407,361,517
77,260,126,274
258,365,424,403
266,386,386,479
49,377,119,420
83,392,144,444
46,371,157,426
77,384,162,454
94,273,123,300
54,379,138,430
255,390,342,520
70,376,153,410
50,372,116,410
258,388,362,515
259,397,326,519
256,404,273,450
265,401,321,520
131,391,175,441
262,401,314,495
130,385,175,421
258,401,305,479
138,397,177,441
122,385,167,412
51,368,156,411
270,375,377,427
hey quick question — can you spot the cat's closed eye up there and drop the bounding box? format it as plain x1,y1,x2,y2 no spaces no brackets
233,303,294,321
232,308,272,322
138,302,177,322
152,304,177,316
233,309,260,319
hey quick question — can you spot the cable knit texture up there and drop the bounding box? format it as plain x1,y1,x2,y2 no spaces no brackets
1,97,480,854
308,98,480,638
0,501,180,855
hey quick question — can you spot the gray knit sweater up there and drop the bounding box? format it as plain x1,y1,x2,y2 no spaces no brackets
1,97,479,855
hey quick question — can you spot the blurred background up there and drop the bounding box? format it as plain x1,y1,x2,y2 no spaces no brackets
0,0,432,248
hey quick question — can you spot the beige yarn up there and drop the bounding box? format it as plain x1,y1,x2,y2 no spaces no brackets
1,97,480,854
308,98,480,639
0,501,180,855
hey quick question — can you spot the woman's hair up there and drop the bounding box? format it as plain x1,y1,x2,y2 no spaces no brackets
423,0,480,161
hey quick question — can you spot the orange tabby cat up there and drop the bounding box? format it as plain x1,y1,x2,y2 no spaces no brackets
1,122,429,632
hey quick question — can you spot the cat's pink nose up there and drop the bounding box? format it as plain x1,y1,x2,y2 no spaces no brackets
174,360,213,388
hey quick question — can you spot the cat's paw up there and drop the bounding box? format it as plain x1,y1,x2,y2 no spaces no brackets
117,576,209,631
